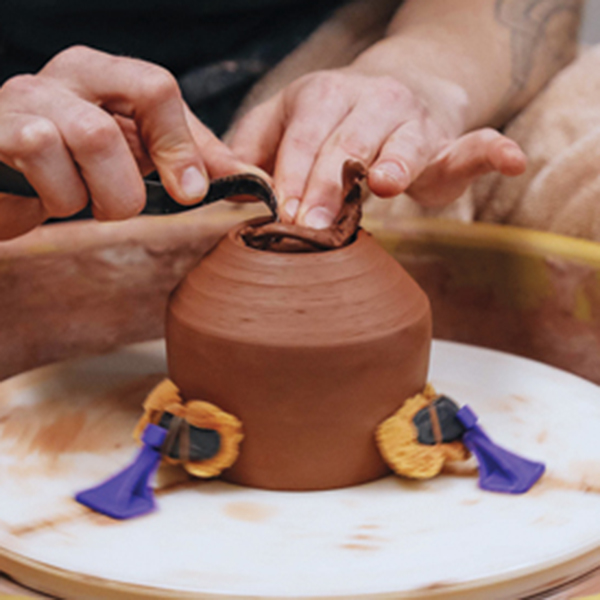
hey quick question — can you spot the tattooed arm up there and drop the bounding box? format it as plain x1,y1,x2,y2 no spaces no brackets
357,0,582,131
495,0,582,110
231,0,582,221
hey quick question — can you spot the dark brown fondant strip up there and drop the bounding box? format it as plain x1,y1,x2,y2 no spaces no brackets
240,160,367,252
179,419,191,463
160,415,184,460
428,403,443,445
201,173,278,217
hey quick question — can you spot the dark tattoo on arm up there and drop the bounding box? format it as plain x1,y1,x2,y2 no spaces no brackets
495,0,581,96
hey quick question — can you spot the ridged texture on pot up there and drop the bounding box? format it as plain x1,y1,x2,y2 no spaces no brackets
166,222,432,490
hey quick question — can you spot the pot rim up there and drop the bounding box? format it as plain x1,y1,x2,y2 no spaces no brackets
229,216,363,257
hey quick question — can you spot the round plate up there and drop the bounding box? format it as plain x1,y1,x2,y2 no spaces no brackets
0,340,599,600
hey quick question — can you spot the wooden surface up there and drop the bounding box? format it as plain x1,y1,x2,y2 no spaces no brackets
0,575,48,596
1,554,599,598
1,551,600,599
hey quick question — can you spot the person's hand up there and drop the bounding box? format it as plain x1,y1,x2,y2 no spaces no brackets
0,45,246,240
229,69,527,228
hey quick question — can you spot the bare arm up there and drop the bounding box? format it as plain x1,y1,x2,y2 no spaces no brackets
354,0,582,134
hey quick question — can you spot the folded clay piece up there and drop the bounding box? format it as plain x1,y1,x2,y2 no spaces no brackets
166,162,432,490
239,160,366,252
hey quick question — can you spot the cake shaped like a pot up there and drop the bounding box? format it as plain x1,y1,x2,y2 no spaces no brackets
166,220,432,490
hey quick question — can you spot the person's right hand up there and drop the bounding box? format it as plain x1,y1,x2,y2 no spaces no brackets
0,45,246,240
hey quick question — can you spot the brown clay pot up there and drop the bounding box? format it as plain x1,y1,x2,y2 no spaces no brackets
166,220,432,491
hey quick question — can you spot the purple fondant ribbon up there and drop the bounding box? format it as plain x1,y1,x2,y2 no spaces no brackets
75,424,166,519
456,405,545,494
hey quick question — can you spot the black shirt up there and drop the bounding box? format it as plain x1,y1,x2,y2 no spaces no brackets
0,0,348,133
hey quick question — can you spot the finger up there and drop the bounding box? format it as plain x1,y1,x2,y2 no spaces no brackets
41,97,147,220
273,96,356,223
183,105,274,204
0,193,46,241
227,94,286,175
113,114,154,175
0,73,145,219
367,118,438,199
114,103,250,180
183,105,252,179
294,87,416,228
0,114,89,217
407,129,527,207
42,46,209,205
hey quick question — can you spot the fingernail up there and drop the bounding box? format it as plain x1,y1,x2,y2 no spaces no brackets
304,206,335,230
283,198,300,220
181,166,207,200
373,161,409,186
502,145,525,162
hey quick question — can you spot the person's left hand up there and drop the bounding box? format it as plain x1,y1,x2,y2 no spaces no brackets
229,69,527,228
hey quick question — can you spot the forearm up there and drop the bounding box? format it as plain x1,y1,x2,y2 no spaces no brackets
350,0,582,136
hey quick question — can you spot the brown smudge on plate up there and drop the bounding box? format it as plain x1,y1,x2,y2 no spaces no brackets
528,473,600,496
461,498,481,506
340,543,379,552
223,501,275,523
569,459,600,488
9,506,89,537
511,394,530,404
533,514,570,527
493,397,516,414
8,498,137,538
340,499,359,508
0,374,164,466
350,533,389,543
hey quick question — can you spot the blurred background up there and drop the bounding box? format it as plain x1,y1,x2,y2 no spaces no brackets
581,1,600,42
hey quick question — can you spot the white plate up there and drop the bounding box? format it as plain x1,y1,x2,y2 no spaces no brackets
0,340,599,600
